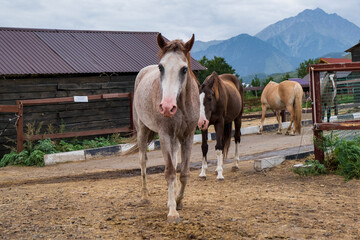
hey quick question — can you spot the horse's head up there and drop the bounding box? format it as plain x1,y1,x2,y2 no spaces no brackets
198,72,219,130
157,33,194,117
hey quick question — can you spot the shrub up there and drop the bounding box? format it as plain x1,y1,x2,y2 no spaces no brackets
334,137,360,181
296,133,360,181
0,151,18,167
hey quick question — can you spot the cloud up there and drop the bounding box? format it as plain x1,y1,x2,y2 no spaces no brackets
0,0,359,41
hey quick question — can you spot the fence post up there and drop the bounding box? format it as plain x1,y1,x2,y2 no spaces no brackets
16,101,24,153
310,69,325,163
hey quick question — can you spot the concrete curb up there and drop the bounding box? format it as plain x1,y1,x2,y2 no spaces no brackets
44,120,313,165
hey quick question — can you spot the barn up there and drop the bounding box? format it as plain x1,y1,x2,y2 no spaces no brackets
0,27,205,157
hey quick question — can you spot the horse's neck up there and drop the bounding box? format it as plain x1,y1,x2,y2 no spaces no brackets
178,74,197,110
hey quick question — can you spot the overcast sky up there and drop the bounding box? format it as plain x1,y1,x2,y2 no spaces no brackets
0,0,359,42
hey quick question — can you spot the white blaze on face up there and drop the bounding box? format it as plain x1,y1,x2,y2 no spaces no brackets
197,92,209,130
158,52,187,117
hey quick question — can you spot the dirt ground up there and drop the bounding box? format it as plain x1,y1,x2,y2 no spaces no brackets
1,114,359,239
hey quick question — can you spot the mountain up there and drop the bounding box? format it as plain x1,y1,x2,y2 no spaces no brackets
255,8,360,60
192,34,296,77
192,8,360,79
191,40,223,52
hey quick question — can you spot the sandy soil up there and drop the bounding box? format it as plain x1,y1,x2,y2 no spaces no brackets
1,160,359,239
3,113,357,239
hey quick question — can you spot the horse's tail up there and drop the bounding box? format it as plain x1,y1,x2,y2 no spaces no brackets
294,84,304,134
223,122,232,160
239,83,245,117
122,131,157,156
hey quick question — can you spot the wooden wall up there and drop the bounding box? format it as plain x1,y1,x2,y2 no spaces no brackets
0,73,136,157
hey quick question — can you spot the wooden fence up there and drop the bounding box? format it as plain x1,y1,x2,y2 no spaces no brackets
0,93,133,153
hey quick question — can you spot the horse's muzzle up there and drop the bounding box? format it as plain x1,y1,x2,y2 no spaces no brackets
198,119,209,130
159,103,177,117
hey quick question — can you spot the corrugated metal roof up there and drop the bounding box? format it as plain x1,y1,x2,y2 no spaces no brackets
0,27,205,76
319,58,352,64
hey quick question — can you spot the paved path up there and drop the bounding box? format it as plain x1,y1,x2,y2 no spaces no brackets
0,126,314,185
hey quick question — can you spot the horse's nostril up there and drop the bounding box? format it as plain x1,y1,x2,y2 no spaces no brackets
170,106,177,113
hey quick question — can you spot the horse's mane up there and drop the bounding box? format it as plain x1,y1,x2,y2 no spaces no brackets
203,72,225,100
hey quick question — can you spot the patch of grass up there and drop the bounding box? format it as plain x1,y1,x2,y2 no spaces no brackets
0,134,126,168
294,133,360,181
292,159,327,176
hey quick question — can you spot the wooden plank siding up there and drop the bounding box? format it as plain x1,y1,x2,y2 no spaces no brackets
0,73,136,157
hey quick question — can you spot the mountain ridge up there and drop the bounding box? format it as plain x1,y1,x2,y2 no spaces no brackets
192,8,360,80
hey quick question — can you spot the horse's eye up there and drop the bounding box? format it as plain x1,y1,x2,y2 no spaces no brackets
182,67,188,74
158,64,164,73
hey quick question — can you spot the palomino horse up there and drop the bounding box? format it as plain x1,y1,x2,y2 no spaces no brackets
321,72,337,122
130,33,199,223
258,80,304,135
197,72,244,180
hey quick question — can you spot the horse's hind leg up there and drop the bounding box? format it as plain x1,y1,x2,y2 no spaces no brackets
285,104,295,135
233,116,242,170
137,124,153,204
258,103,267,134
199,129,209,179
275,111,282,134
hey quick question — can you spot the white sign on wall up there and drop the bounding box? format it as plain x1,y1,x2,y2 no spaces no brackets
74,96,89,102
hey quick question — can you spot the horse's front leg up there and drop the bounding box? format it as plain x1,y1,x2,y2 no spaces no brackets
258,103,267,134
199,129,209,179
159,133,180,223
176,134,194,210
214,121,225,180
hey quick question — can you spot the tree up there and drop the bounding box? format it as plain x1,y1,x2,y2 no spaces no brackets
297,58,320,78
281,73,291,82
197,56,239,84
262,76,274,87
250,75,261,97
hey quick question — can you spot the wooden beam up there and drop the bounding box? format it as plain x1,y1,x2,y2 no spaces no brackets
0,105,18,113
316,122,360,131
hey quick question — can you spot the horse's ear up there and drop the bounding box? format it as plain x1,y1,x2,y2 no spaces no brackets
184,34,195,52
157,33,166,50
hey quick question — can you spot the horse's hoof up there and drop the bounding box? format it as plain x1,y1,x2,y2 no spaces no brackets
216,178,225,181
285,132,289,135
232,166,239,172
167,215,180,223
277,132,282,135
176,202,183,210
257,132,262,135
199,175,207,180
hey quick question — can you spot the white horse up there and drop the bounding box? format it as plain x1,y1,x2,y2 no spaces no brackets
125,34,200,223
321,72,337,122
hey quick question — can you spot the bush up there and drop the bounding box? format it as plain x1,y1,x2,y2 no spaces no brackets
36,139,58,154
295,133,360,181
334,137,360,181
0,151,18,167
0,134,125,168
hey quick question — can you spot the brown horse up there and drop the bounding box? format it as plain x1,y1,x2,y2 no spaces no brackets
258,80,304,135
128,34,200,223
197,72,244,180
